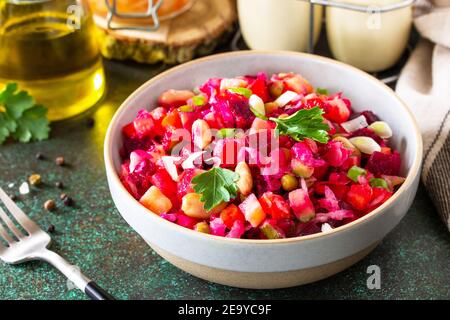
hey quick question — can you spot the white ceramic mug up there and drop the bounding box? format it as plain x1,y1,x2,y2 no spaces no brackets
238,0,323,51
326,0,413,72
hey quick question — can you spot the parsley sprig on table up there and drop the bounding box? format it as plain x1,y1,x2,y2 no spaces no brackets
0,83,50,144
192,167,239,211
269,107,330,144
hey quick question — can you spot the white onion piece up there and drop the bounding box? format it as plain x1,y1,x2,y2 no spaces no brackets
349,136,381,154
249,94,265,116
220,78,247,90
341,115,368,133
181,151,206,169
161,156,182,181
321,223,333,232
204,156,222,167
369,121,393,139
274,90,298,107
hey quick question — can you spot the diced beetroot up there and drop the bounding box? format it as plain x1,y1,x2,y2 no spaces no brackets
366,151,401,176
149,107,167,136
312,162,329,180
296,220,321,236
176,213,199,229
303,97,325,110
291,142,324,166
259,192,291,220
276,219,296,237
350,110,379,124
323,96,351,123
342,155,361,171
133,110,155,138
199,77,221,99
213,138,240,167
329,184,350,201
158,89,195,108
322,141,352,167
210,217,227,236
367,187,393,211
203,111,225,129
122,122,138,139
129,150,154,174
151,168,179,207
220,204,245,229
226,220,245,238
177,168,202,199
346,184,373,211
179,111,199,130
314,209,355,223
318,186,340,212
289,189,315,222
160,213,177,222
248,72,270,102
261,147,289,176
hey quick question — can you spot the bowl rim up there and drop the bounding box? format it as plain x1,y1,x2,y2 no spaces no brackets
104,50,423,245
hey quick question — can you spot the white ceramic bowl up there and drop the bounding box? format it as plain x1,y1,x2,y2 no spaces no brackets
104,51,422,289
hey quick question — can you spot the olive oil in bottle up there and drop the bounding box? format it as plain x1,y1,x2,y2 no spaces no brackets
0,3,105,121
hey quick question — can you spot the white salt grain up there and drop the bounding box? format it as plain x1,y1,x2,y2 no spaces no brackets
8,183,14,188
19,182,30,195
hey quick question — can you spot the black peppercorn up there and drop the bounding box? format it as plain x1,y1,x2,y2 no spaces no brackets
55,181,64,189
63,196,73,206
36,153,44,160
47,225,55,233
86,118,95,128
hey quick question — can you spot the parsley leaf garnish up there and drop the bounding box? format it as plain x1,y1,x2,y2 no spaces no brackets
191,167,239,211
0,83,50,144
269,107,330,143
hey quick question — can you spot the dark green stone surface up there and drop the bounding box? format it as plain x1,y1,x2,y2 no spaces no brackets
0,60,449,300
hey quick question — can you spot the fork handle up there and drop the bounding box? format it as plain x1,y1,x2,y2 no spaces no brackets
85,281,116,300
36,249,115,300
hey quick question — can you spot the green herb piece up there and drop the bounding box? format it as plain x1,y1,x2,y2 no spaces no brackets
227,87,252,98
370,178,388,189
192,167,239,211
217,128,236,139
269,107,329,143
192,95,206,106
316,87,329,95
0,83,50,144
178,105,194,112
347,166,367,182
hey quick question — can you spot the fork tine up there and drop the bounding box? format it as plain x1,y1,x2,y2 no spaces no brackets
0,222,14,244
0,206,25,239
0,188,41,234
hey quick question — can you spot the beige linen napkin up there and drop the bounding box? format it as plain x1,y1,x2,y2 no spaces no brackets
396,0,450,230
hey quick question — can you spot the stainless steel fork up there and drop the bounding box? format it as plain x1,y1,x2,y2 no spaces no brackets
0,187,114,300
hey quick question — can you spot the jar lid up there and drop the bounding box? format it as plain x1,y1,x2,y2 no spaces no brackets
89,0,194,31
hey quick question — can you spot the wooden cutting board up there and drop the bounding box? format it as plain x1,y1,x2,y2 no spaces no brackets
93,0,237,64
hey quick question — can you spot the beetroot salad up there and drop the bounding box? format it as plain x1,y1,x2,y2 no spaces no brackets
119,72,405,239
